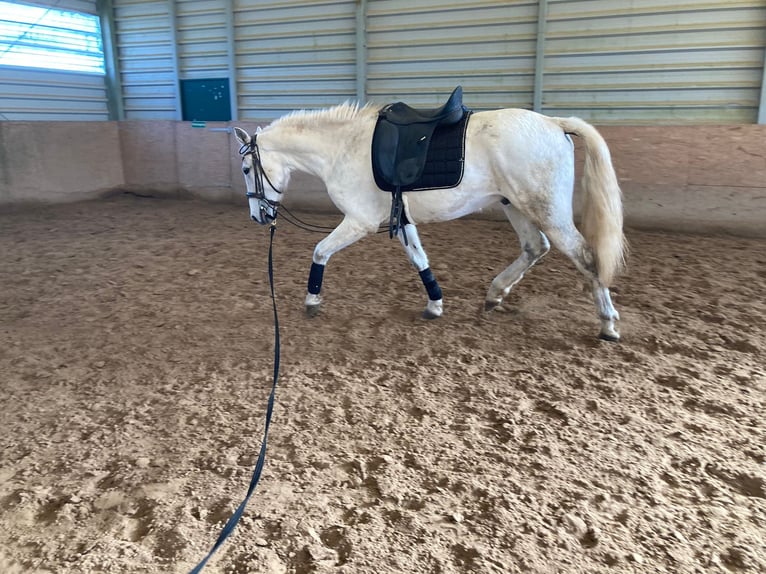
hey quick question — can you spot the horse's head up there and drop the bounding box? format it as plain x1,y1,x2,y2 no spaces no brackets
233,126,286,225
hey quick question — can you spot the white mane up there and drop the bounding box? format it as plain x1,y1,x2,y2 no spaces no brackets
270,101,382,129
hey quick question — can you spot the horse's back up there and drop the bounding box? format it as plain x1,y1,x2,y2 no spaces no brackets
470,107,573,146
466,108,575,182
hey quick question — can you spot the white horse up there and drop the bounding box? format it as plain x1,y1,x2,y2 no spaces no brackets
234,100,625,340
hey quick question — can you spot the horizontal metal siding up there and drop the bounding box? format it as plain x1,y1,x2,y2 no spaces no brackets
367,0,538,111
95,0,766,124
0,0,106,120
176,0,228,79
0,66,108,120
20,0,98,14
234,0,357,122
112,0,177,119
544,0,766,124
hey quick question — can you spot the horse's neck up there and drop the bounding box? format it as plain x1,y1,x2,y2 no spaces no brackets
264,122,347,180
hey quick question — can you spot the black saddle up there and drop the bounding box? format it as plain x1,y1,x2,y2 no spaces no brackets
372,86,466,188
371,86,469,243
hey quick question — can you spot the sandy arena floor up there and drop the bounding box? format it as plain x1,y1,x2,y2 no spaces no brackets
0,195,764,573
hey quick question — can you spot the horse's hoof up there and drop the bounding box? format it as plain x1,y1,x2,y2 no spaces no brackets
422,299,443,320
484,300,501,312
598,332,620,343
305,304,321,318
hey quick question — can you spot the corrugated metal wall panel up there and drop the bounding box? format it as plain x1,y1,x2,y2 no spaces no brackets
0,0,107,120
23,0,98,14
112,0,177,119
176,0,228,79
233,0,357,122
0,66,108,120
544,0,766,124
101,0,764,124
366,0,538,110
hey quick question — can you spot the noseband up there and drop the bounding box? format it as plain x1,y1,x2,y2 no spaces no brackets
239,135,283,209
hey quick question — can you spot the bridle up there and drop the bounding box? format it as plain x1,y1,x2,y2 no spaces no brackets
238,132,342,233
239,135,283,220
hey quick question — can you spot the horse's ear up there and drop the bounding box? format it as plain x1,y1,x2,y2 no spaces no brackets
233,126,250,146
255,126,263,134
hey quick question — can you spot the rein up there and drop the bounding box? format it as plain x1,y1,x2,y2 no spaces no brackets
190,222,281,573
239,135,393,236
191,131,410,571
278,205,391,236
277,204,338,233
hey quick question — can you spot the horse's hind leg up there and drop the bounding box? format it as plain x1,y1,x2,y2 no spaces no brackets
397,222,443,319
484,201,550,311
542,222,620,341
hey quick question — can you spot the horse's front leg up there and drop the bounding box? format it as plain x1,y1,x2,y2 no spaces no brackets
305,217,373,317
398,223,443,319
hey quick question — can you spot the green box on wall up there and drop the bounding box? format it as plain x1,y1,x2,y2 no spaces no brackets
180,78,231,122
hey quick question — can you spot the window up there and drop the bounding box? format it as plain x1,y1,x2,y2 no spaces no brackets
0,1,105,74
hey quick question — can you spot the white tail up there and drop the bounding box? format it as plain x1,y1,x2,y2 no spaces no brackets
553,117,625,286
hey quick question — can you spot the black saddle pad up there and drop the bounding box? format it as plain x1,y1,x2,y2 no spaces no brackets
372,111,472,193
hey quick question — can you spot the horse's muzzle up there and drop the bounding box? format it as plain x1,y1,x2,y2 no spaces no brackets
251,204,277,225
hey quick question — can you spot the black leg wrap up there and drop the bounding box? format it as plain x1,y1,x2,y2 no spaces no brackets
308,262,325,295
419,267,442,301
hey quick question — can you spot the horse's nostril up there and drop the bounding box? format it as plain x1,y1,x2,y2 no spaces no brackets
251,214,259,222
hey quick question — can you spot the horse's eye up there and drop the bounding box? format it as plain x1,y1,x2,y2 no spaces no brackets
243,166,250,175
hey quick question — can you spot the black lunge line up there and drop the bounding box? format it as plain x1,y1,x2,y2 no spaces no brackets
190,222,281,573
